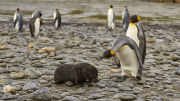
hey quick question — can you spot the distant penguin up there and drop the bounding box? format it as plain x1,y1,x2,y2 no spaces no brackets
126,15,146,79
107,5,115,31
32,11,42,18
14,8,23,32
122,6,130,31
29,17,43,38
53,9,61,29
99,36,144,81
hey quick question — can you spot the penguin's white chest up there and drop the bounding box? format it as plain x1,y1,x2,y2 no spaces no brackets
55,19,58,28
15,21,19,31
34,19,40,37
107,9,115,29
126,24,139,47
116,45,139,76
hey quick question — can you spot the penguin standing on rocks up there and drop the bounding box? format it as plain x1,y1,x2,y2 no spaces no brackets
107,5,115,31
122,6,130,31
99,36,144,81
29,17,43,38
126,15,146,79
14,8,23,32
54,9,61,29
32,11,42,18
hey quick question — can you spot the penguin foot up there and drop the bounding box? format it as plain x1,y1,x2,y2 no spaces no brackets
121,75,127,82
108,28,112,31
131,76,135,81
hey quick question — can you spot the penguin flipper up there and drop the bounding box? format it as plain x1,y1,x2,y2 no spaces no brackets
29,18,35,38
111,36,145,70
114,54,121,68
14,19,18,28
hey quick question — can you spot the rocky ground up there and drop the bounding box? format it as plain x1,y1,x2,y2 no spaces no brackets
0,21,180,101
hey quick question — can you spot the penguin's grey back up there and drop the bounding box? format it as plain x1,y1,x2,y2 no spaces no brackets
123,8,130,30
15,11,23,31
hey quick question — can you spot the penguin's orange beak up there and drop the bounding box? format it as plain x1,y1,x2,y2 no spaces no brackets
98,56,106,61
127,20,133,22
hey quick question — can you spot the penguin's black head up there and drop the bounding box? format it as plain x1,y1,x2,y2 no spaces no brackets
39,12,42,17
16,8,20,11
99,49,115,61
56,9,58,11
110,5,113,8
127,15,140,23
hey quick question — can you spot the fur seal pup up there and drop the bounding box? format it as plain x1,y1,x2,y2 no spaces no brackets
54,63,98,85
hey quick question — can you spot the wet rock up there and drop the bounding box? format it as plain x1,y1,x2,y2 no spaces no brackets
52,93,61,100
171,62,179,67
113,93,137,100
59,60,68,64
145,73,156,78
71,91,85,95
175,67,180,76
0,63,7,67
49,52,55,57
39,80,48,84
88,94,103,100
91,39,96,44
27,54,40,60
30,88,51,101
172,81,180,91
24,68,42,77
22,81,41,91
132,87,143,92
1,30,9,35
12,81,26,86
17,95,31,101
32,63,44,68
10,72,26,79
54,55,63,60
62,96,79,101
1,93,12,100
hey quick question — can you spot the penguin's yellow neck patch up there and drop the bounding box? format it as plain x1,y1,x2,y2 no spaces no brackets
111,50,115,55
137,16,140,21
130,22,135,25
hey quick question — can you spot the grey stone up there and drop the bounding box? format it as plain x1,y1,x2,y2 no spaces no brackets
91,39,96,44
32,63,44,68
22,81,41,91
52,93,61,100
113,93,137,100
132,87,143,92
59,60,68,64
62,96,79,101
66,81,73,87
1,93,12,100
0,63,7,67
24,68,42,77
172,81,180,91
175,67,180,76
30,88,51,101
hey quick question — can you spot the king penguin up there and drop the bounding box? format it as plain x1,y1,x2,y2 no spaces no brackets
54,9,61,29
32,11,42,18
122,6,130,31
99,36,144,81
29,17,43,38
107,5,115,31
126,15,146,79
14,8,23,32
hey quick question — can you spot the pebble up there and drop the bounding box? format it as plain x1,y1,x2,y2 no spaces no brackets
22,81,41,91
24,68,42,77
10,72,26,79
30,88,51,101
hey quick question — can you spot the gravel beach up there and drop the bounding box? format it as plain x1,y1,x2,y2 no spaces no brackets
0,21,180,101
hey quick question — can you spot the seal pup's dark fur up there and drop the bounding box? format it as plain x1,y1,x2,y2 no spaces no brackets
54,63,98,85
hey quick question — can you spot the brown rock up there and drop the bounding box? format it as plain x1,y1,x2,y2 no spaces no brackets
10,73,26,79
147,38,156,43
28,43,34,48
39,47,56,54
1,31,9,35
3,85,16,94
109,69,120,73
0,46,6,50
